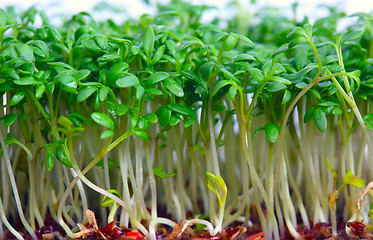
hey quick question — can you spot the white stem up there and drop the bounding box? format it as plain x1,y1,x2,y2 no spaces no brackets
0,128,38,240
149,217,176,240
0,197,24,240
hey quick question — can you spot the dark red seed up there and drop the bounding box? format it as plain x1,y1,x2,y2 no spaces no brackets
111,227,126,237
313,222,328,230
105,221,116,230
225,227,238,238
99,226,111,236
347,221,366,235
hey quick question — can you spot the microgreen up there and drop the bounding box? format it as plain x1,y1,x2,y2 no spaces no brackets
0,2,373,240
101,189,122,224
327,157,365,235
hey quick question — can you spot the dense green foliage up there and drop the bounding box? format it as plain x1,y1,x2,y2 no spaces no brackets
1,1,373,239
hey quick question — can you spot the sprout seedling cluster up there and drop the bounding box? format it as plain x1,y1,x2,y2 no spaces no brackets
1,1,373,240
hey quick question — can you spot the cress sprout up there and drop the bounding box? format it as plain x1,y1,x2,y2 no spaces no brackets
0,2,373,240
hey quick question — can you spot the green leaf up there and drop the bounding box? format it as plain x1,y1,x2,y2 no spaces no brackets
131,45,140,55
99,87,110,102
94,34,108,50
325,157,337,179
178,37,204,51
143,25,155,59
363,114,373,132
287,26,307,39
314,108,327,132
45,148,54,171
303,24,313,38
0,8,7,28
271,63,287,75
68,112,93,127
153,167,175,178
35,84,46,98
206,172,227,207
248,68,264,82
4,68,19,80
235,54,256,62
272,44,289,57
77,86,97,102
304,107,315,123
212,80,236,96
116,75,140,88
81,36,101,51
343,170,365,188
295,82,308,89
9,91,26,106
137,117,149,130
237,33,255,46
57,116,73,128
1,114,18,127
223,32,238,51
184,118,196,128
48,62,75,71
152,45,165,63
116,104,129,115
200,62,215,82
55,73,77,89
295,63,318,79
169,114,182,126
369,204,373,218
228,85,238,100
129,112,138,129
252,127,265,138
72,69,91,82
100,130,114,139
144,113,158,124
101,200,112,208
107,62,129,85
317,101,338,107
56,146,72,168
163,78,184,97
332,107,343,115
266,82,287,92
146,72,169,85
168,103,195,117
322,55,338,65
133,131,148,142
288,37,307,48
181,70,207,91
136,85,145,99
348,70,361,89
45,25,62,42
157,106,172,127
213,32,228,43
220,67,239,83
270,76,292,85
146,88,163,96
102,189,122,207
341,31,363,43
282,90,291,104
264,123,280,143
15,43,35,62
14,76,38,85
30,40,50,59
91,112,114,130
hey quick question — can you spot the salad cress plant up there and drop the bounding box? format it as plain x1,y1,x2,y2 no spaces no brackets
0,1,373,239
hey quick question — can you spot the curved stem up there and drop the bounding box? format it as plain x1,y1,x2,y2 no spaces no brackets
0,197,25,240
0,128,38,240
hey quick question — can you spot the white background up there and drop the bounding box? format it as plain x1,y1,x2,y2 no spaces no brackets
0,0,372,26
